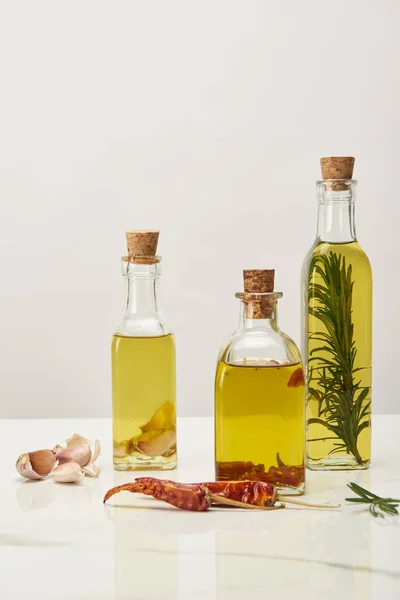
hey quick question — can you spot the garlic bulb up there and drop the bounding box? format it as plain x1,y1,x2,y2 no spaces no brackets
52,461,85,483
16,434,101,483
16,450,56,480
54,434,101,478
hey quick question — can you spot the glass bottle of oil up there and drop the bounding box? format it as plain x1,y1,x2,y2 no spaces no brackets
215,269,305,495
112,230,177,470
302,157,372,470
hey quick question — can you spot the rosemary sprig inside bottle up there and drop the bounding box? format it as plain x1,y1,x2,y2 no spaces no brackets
346,482,400,518
307,252,371,465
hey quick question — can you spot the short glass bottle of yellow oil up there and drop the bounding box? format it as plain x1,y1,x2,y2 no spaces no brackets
302,158,372,470
112,230,177,471
215,269,305,495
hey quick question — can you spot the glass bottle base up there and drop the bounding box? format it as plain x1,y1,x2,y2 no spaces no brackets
276,482,305,496
114,454,177,471
215,459,305,496
307,455,370,471
215,472,305,496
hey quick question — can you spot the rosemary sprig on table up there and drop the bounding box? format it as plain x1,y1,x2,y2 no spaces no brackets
346,482,400,518
307,251,371,465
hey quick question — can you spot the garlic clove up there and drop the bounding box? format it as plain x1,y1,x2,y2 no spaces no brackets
137,429,176,457
137,429,164,443
140,402,176,433
113,439,133,458
92,439,101,463
16,450,56,480
52,461,85,483
53,444,92,467
54,434,101,476
82,461,100,478
65,433,91,449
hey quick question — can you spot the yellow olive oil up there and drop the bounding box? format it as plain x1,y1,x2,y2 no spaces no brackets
215,359,305,494
112,334,177,470
305,241,372,469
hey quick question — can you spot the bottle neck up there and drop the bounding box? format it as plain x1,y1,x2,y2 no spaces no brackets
224,292,301,365
116,260,167,336
237,297,280,331
316,180,357,243
124,275,160,319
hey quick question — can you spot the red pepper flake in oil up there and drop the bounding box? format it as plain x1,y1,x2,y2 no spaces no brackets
287,367,305,388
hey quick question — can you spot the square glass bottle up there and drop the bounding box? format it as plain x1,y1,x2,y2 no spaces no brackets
112,231,177,470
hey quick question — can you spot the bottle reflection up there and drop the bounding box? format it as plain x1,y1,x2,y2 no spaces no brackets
109,497,217,600
215,477,372,598
306,473,372,598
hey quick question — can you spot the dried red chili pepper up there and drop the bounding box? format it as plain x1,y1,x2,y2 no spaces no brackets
103,478,210,511
251,456,305,488
287,367,305,388
103,477,339,511
216,461,265,480
103,477,280,511
204,480,277,507
216,455,305,488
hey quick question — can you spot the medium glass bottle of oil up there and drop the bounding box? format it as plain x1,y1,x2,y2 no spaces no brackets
112,230,177,470
302,157,372,470
215,269,305,495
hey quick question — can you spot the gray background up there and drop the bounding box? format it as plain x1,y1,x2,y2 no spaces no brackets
1,1,398,418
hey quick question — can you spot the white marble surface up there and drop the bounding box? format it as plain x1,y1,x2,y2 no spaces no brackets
1,416,400,600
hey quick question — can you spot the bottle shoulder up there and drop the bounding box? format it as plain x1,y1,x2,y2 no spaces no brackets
115,316,172,337
219,326,302,366
303,241,372,278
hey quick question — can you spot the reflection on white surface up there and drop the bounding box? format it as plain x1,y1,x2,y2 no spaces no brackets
107,485,378,600
112,506,179,600
107,502,388,600
215,512,372,599
16,478,95,512
16,480,55,511
1,417,400,599
111,502,218,600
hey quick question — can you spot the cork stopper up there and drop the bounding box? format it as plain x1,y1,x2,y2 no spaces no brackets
320,157,355,180
125,230,159,264
242,269,275,319
243,269,275,294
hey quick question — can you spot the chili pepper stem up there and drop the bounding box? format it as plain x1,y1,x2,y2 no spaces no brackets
204,489,285,510
278,496,341,509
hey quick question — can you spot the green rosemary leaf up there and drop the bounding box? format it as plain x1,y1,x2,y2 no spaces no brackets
329,446,348,455
308,388,324,401
349,482,379,499
307,418,342,437
308,437,340,442
307,417,330,425
345,498,369,503
346,483,400,518
347,482,371,499
382,504,399,515
355,387,369,405
356,421,370,437
371,505,382,518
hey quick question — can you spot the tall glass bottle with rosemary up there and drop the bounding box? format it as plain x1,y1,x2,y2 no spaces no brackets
303,157,372,470
215,269,305,495
112,230,177,470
